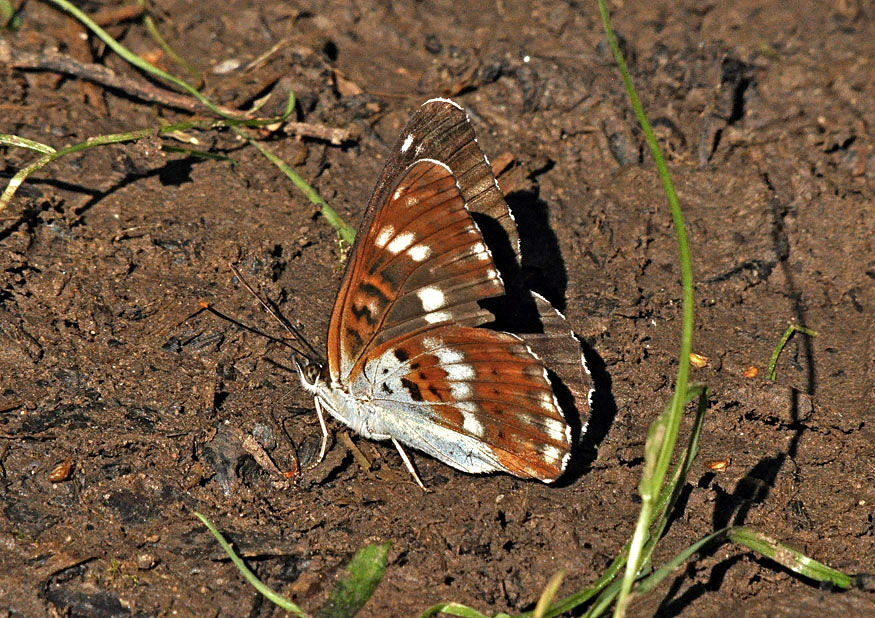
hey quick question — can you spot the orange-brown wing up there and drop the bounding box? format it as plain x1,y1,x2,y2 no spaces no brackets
327,160,504,383
365,98,518,261
356,325,572,482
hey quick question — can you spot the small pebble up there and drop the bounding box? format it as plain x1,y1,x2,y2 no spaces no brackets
137,553,158,570
212,59,243,74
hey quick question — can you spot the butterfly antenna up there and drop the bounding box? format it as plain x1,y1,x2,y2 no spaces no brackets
195,301,305,353
229,263,322,362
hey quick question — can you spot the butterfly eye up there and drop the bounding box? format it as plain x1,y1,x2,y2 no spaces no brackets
304,363,322,385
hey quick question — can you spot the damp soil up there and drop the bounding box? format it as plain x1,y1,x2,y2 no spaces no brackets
1,1,874,616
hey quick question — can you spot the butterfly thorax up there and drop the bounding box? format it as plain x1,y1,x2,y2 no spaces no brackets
320,380,392,439
295,360,383,439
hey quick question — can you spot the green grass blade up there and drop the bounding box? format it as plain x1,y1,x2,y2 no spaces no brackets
766,324,818,381
235,127,357,244
613,385,704,616
633,525,854,595
634,529,727,595
47,0,234,119
546,380,850,616
728,527,853,588
49,0,299,125
0,134,57,154
316,542,392,618
580,577,623,618
570,523,855,615
193,511,309,617
532,570,565,618
596,1,695,481
418,603,490,618
612,388,701,616
23,4,344,241
0,120,207,211
1,0,22,30
527,545,627,617
634,387,708,558
618,413,668,611
0,104,303,212
138,0,203,86
596,3,696,615
532,387,706,618
0,128,160,210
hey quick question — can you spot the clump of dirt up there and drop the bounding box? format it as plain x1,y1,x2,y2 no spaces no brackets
1,1,873,616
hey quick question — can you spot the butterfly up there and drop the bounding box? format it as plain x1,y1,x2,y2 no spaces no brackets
294,98,592,488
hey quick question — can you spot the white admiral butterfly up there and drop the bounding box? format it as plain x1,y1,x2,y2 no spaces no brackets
295,98,592,487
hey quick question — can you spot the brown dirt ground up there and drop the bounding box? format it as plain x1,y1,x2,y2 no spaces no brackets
1,1,873,616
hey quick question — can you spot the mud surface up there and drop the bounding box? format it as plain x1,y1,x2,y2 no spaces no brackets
1,1,873,616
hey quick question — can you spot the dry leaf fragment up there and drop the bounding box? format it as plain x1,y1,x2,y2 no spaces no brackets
333,68,363,97
49,457,73,482
690,352,709,368
706,458,730,472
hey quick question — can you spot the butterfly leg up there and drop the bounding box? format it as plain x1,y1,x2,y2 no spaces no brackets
390,437,428,492
313,396,329,463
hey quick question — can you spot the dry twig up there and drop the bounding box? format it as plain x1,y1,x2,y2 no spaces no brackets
0,40,355,144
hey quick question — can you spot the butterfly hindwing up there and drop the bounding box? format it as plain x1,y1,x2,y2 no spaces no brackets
356,325,572,481
518,294,594,434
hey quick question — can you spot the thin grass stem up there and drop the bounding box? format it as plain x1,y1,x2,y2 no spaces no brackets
417,602,490,618
48,0,232,118
596,3,696,616
766,324,818,381
137,0,203,86
532,570,565,618
0,134,56,154
193,511,309,617
728,527,852,588
233,126,357,243
1,114,281,211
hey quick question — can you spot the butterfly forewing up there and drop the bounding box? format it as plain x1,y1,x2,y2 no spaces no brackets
358,325,572,481
327,160,504,383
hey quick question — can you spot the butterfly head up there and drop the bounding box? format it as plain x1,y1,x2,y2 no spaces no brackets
294,357,326,394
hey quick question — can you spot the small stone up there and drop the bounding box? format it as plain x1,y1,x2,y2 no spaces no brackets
424,35,442,54
212,58,242,74
137,553,158,570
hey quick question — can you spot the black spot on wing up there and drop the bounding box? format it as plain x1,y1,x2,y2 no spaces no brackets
360,282,390,304
345,327,364,350
351,303,378,325
400,377,424,402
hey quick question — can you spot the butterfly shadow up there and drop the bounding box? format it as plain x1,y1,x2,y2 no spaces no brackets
563,341,616,481
476,189,617,483
507,190,568,310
